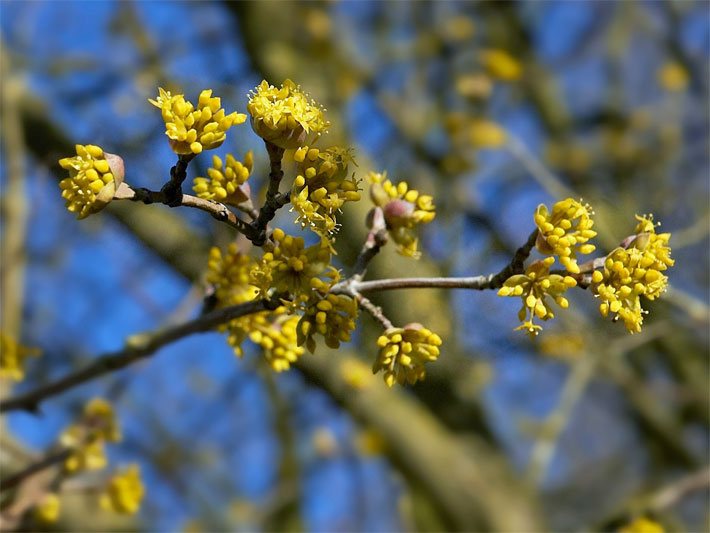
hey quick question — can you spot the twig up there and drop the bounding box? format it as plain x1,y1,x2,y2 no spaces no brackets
114,182,253,235
160,155,193,206
353,292,393,330
1,449,71,493
345,230,539,294
648,466,710,511
250,141,287,245
0,299,277,414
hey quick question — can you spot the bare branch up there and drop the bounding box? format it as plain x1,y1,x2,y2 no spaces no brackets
1,449,71,493
345,229,539,294
0,299,277,414
114,182,253,235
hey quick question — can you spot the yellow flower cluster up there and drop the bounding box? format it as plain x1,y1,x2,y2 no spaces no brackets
0,333,40,381
291,146,361,238
60,398,121,473
372,324,442,387
58,144,123,219
368,172,436,258
469,119,507,148
206,244,307,369
206,244,261,355
100,464,145,515
619,517,665,533
34,493,61,523
534,198,597,273
479,49,522,81
297,276,358,353
657,62,688,92
252,229,332,298
249,313,304,372
592,215,673,333
149,88,245,155
193,152,253,205
498,257,577,337
247,79,329,149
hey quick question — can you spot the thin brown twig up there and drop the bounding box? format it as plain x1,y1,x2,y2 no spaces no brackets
114,182,253,235
250,141,287,245
0,299,277,414
346,229,539,294
353,292,393,330
0,449,71,493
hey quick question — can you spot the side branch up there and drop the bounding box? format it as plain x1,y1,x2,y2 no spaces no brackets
1,449,71,493
347,229,539,294
114,183,252,234
0,299,276,414
250,141,287,245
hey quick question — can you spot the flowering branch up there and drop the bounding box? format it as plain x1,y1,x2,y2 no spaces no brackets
335,229,539,296
1,449,71,493
352,292,393,330
250,141,288,246
114,182,253,234
0,299,277,414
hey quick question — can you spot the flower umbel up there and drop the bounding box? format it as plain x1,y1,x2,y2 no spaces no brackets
59,144,124,219
368,172,436,258
291,146,360,238
34,493,61,523
297,275,358,353
251,229,332,299
592,215,673,333
100,465,145,515
193,152,253,205
149,88,246,155
60,397,122,473
249,313,304,372
534,198,597,274
206,244,260,356
248,79,329,149
497,257,577,337
0,333,41,382
373,323,442,387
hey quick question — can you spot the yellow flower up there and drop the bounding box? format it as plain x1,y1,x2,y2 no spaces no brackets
297,276,358,353
373,323,442,387
62,436,108,472
619,517,665,533
206,244,260,356
249,313,304,372
534,198,597,274
469,119,507,148
593,215,673,334
340,358,375,391
247,79,329,149
368,172,436,258
657,62,689,92
0,333,41,381
291,146,361,238
497,257,577,337
149,88,246,155
35,493,61,523
251,229,332,299
58,144,124,219
479,49,522,81
100,465,145,515
60,397,121,472
193,152,253,205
